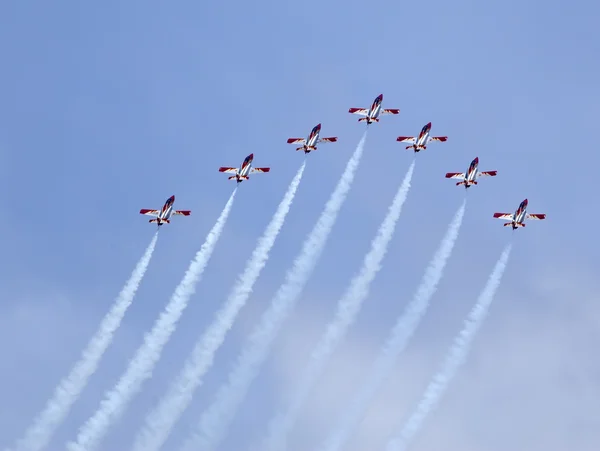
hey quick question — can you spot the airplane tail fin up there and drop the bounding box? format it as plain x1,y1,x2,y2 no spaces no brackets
504,222,524,228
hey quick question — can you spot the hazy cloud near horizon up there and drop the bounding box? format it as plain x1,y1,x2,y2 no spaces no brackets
263,257,600,451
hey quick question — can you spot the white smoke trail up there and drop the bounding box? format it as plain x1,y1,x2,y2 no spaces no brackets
130,161,306,451
9,233,159,451
65,190,237,451
320,198,466,451
386,243,512,451
263,160,416,451
180,131,368,451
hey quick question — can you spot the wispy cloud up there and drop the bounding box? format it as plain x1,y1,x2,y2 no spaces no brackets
130,161,306,451
8,232,159,451
180,131,368,451
65,191,237,451
320,198,466,451
386,243,512,451
263,160,415,451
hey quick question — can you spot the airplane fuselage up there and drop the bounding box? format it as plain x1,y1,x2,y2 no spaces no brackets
306,127,320,149
367,96,383,123
235,155,253,182
416,130,430,147
464,161,479,187
157,197,175,225
512,202,527,228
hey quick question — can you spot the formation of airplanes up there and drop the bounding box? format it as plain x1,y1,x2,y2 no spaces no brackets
139,93,546,230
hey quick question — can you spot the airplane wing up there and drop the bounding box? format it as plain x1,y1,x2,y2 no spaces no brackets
348,108,368,116
319,137,338,143
139,209,160,217
251,167,271,173
396,136,416,144
478,171,497,177
526,213,546,220
218,167,238,174
173,210,191,216
445,172,465,180
428,136,448,143
493,213,514,220
287,138,306,144
382,109,400,115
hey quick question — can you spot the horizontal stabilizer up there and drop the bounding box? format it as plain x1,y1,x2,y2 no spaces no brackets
504,222,524,228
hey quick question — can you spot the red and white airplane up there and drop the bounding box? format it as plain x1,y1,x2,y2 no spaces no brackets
286,123,338,154
396,122,447,152
139,195,191,227
445,157,497,189
218,153,270,183
493,199,546,230
348,94,399,124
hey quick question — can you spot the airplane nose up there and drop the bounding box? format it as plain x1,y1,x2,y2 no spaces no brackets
249,153,254,158
426,122,432,127
316,123,321,128
474,157,479,163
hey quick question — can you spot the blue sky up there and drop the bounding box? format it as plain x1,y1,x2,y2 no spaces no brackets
1,1,599,450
